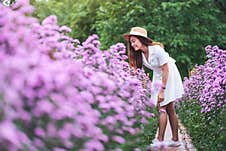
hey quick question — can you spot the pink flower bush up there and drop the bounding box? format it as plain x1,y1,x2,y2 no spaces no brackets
0,1,155,150
183,45,225,115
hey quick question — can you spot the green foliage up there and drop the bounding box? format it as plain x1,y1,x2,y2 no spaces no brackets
95,0,148,49
95,0,226,77
31,0,101,42
177,99,226,151
31,0,226,77
139,110,158,150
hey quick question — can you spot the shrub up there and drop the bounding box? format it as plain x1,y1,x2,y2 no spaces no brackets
178,45,225,150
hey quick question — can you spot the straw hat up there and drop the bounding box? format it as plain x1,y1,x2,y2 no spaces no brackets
123,27,153,42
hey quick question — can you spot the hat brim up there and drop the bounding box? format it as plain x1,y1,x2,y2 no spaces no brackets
123,34,153,42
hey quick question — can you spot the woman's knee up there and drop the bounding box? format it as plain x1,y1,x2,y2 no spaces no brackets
166,102,176,114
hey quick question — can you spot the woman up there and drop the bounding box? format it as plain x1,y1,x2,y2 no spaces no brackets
123,27,184,147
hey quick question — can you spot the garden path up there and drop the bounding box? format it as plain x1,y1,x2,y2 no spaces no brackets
149,119,197,151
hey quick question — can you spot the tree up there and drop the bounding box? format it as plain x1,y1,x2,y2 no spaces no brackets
31,0,101,42
31,0,226,77
95,0,226,77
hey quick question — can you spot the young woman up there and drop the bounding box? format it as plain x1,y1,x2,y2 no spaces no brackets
123,27,184,147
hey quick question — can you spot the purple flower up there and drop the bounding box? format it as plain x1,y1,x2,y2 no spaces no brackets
0,121,21,147
84,140,104,151
42,15,57,25
35,127,45,137
59,25,72,33
112,135,125,144
53,147,67,151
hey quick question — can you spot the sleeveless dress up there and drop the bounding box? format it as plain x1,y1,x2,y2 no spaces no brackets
142,45,184,107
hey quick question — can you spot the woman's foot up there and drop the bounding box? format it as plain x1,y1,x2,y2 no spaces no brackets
149,139,168,150
167,140,182,147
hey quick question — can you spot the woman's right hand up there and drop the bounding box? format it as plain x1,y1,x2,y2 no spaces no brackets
157,89,164,103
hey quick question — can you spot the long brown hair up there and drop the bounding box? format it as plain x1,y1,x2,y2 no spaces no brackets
127,35,164,69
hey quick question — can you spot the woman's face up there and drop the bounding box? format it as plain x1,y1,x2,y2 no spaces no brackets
130,36,142,51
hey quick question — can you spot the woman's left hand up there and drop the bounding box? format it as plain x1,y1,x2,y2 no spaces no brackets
157,89,164,103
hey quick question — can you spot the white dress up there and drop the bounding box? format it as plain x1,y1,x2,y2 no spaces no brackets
142,45,184,107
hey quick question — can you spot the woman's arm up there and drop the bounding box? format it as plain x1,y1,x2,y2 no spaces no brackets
161,63,169,89
158,63,169,103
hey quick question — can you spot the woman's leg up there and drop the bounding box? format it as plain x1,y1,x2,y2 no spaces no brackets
166,102,179,141
157,103,167,141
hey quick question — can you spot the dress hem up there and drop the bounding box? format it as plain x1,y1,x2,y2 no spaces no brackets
159,95,183,107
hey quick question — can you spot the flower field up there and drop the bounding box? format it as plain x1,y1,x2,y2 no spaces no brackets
0,1,157,150
0,1,225,151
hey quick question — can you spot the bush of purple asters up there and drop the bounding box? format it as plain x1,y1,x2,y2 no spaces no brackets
178,45,225,150
183,45,225,115
200,45,225,114
0,1,155,151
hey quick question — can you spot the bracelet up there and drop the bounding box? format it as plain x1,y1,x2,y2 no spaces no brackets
161,85,166,89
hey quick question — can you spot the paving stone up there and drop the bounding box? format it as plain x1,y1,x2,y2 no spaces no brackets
188,149,197,151
186,143,196,149
184,134,191,139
